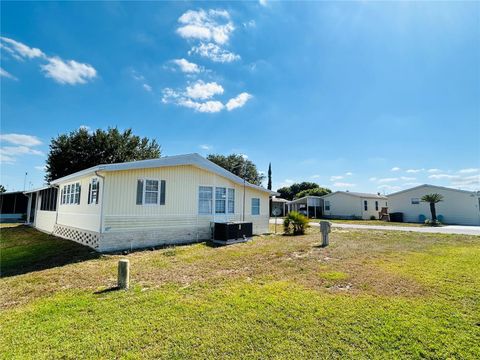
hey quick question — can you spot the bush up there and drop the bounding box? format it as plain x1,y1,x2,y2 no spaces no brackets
370,215,376,220
424,219,442,227
284,211,309,235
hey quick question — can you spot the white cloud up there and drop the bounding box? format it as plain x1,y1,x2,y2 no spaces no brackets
377,177,398,183
199,144,212,150
41,57,97,85
178,98,225,113
172,58,201,73
451,174,479,189
0,67,18,80
225,92,252,111
403,182,421,187
1,145,44,157
311,174,321,179
428,174,456,179
0,37,45,59
259,0,268,6
427,168,441,173
1,37,97,86
330,175,343,181
189,42,240,63
459,168,479,174
1,133,42,146
406,168,424,173
186,81,224,100
143,84,152,92
400,176,416,181
35,165,46,171
333,182,356,188
177,9,234,45
345,172,353,176
391,167,400,172
369,177,377,182
377,184,401,192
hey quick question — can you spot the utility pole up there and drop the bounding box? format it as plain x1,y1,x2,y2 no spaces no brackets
23,172,28,191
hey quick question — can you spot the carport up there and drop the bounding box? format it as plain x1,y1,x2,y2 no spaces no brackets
287,196,323,218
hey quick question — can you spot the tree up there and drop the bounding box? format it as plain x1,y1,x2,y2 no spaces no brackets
283,211,309,235
207,154,265,186
0,185,6,193
277,182,330,200
421,193,444,222
45,127,161,182
294,187,331,199
267,163,272,190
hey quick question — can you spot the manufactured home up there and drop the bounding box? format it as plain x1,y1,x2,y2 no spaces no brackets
387,184,480,225
321,191,388,220
25,153,275,252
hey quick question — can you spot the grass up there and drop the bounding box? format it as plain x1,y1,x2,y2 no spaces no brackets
1,223,479,359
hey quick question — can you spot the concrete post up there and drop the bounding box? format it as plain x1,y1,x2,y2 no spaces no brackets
320,221,331,247
118,259,130,289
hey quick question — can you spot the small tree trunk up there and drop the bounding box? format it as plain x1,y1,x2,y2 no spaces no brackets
430,202,437,221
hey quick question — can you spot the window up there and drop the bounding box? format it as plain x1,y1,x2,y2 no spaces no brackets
145,180,159,204
88,178,99,205
61,183,80,205
40,187,58,211
199,186,213,214
252,198,260,215
375,201,379,211
325,200,330,211
227,188,235,214
215,187,226,214
136,179,166,205
411,198,420,205
364,200,368,211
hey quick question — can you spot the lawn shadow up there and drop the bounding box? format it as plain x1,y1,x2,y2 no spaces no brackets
1,225,101,278
94,286,120,294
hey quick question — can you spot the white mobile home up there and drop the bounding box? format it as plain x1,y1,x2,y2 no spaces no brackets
321,191,388,220
25,154,275,252
387,184,480,225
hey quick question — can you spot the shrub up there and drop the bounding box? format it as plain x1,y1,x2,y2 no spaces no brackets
284,211,309,235
370,215,376,220
424,219,442,227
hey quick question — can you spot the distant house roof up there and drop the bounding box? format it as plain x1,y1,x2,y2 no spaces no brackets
271,196,288,203
387,184,479,197
23,185,52,194
288,195,324,204
322,191,387,200
49,153,276,195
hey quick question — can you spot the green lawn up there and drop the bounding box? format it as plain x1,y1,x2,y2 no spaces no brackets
1,224,479,359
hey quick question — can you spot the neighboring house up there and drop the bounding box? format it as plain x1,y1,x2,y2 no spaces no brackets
0,191,29,223
387,184,480,225
321,191,388,220
270,196,288,216
287,196,323,218
24,153,275,252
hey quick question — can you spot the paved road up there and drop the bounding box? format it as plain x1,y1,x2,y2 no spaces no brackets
269,218,480,236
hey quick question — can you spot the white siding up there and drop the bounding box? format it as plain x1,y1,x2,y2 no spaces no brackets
388,185,480,225
56,175,102,232
322,193,388,220
34,210,56,233
98,165,269,251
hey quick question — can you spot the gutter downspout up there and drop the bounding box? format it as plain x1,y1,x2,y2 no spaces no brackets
53,185,60,229
95,171,106,234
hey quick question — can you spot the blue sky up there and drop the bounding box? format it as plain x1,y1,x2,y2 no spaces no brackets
1,1,479,193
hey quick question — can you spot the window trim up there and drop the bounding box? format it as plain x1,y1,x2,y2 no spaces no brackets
364,200,368,211
89,177,99,205
227,188,235,214
375,201,379,211
251,197,260,216
61,182,81,205
324,200,330,211
199,186,214,215
411,198,420,205
143,178,160,206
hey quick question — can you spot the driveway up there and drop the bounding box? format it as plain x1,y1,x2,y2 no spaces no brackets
269,218,480,236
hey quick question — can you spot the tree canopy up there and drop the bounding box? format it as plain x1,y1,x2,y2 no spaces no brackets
207,154,265,186
277,182,331,200
45,127,161,182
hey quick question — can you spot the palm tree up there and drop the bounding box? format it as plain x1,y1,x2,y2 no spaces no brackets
421,193,444,221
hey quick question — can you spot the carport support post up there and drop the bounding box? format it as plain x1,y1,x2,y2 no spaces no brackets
118,259,130,289
320,221,331,247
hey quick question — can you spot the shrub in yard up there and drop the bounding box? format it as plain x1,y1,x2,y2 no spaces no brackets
370,215,376,220
424,219,442,227
284,211,309,235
